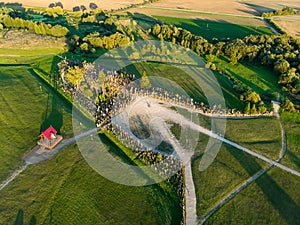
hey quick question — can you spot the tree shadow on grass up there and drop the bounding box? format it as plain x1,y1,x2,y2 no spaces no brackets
13,209,37,225
286,151,300,170
226,69,267,95
13,209,23,225
228,145,300,224
166,18,271,42
40,94,63,134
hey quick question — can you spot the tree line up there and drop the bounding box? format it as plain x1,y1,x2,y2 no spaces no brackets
0,11,69,37
150,23,300,112
262,6,300,18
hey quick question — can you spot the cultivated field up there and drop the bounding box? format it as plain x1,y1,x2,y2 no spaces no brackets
137,0,300,16
0,30,65,50
2,0,144,10
127,7,266,26
128,0,300,28
272,15,300,38
0,30,65,64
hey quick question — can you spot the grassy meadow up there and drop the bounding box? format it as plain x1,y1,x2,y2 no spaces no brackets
0,142,181,225
206,167,300,225
192,137,268,217
0,66,181,224
170,113,288,221
0,66,76,182
222,117,282,160
123,61,244,109
214,57,280,97
281,112,300,171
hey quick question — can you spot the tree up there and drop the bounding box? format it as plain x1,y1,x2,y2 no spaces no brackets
244,102,251,114
274,59,290,74
152,24,161,36
140,71,152,89
258,101,267,114
250,104,257,115
281,99,296,112
80,42,89,52
89,2,98,10
65,66,85,89
245,91,261,104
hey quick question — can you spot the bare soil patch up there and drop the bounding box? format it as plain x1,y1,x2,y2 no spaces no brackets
0,30,65,49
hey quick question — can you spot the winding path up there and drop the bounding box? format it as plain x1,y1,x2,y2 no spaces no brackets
199,101,287,224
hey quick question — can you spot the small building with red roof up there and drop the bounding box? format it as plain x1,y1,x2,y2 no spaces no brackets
38,125,63,150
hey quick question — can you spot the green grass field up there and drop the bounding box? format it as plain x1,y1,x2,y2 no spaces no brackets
155,16,274,42
0,66,181,224
206,167,300,224
0,66,76,182
170,114,284,219
192,116,281,214
123,61,244,109
0,142,181,225
192,138,268,216
215,58,280,98
223,117,282,160
281,112,300,171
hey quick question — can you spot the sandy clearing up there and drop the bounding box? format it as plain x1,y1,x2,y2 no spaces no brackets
0,30,65,50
